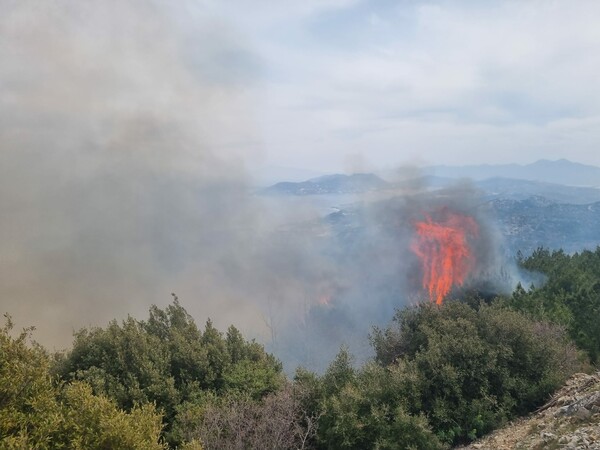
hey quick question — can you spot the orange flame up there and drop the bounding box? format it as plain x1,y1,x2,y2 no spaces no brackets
411,211,479,304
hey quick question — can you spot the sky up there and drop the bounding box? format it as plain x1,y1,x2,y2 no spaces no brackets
176,0,600,174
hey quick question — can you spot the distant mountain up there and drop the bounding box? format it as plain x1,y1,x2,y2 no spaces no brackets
427,159,600,187
260,160,600,202
260,164,600,256
249,165,327,186
261,173,389,195
476,177,600,204
398,176,600,204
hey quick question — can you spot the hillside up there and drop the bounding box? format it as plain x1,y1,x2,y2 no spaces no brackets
261,173,389,195
479,177,600,205
324,195,600,258
459,372,600,450
490,197,600,255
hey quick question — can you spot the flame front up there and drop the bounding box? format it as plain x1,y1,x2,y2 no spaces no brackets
411,211,479,304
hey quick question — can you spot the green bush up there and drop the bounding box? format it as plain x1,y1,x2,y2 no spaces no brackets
296,350,444,450
59,382,165,450
508,247,600,363
0,315,164,449
54,299,284,447
0,315,62,449
371,301,585,445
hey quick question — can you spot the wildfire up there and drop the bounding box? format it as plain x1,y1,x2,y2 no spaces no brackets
318,294,332,307
411,211,479,304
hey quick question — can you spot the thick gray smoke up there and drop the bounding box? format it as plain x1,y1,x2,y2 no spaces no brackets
1,1,519,372
0,0,335,350
276,180,521,371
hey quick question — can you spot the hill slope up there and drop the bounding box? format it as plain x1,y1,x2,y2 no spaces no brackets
261,173,389,195
479,177,600,204
458,372,600,450
490,197,600,255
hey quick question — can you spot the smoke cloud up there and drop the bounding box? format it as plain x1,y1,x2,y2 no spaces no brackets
0,0,324,346
1,1,520,372
275,179,522,371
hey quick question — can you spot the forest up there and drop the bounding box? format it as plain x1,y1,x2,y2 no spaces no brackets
2,247,599,449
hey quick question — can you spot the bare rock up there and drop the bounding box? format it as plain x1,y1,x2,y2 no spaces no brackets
457,372,600,450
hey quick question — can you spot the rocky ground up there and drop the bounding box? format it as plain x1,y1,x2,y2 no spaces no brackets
458,372,600,449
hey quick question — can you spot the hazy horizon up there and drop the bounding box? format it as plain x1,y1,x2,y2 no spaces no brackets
252,157,600,185
214,0,600,173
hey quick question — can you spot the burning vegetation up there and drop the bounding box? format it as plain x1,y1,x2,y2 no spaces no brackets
411,209,480,304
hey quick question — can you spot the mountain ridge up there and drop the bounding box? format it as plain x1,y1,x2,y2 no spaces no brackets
427,159,600,187
260,173,389,195
260,162,600,204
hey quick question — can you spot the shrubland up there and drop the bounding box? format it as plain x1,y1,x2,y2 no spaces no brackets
505,247,600,363
0,315,164,449
52,299,285,448
1,247,598,449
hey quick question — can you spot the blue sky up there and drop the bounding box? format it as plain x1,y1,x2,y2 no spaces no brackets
175,0,600,173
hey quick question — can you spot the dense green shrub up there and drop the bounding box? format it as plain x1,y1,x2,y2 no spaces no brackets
508,247,600,363
0,315,62,449
370,301,584,445
59,382,165,450
295,349,444,450
54,299,284,446
0,315,164,449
